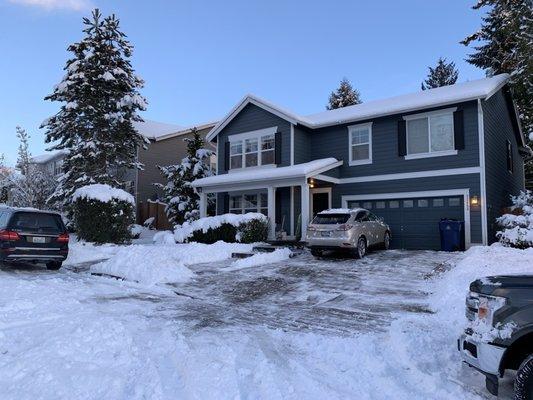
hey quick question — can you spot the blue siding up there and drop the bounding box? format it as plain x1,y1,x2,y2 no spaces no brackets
331,173,483,244
293,125,312,164
217,104,291,174
483,91,526,243
310,101,480,178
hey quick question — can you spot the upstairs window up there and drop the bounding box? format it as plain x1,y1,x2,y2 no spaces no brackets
405,110,455,158
229,129,277,170
506,140,514,173
348,123,372,165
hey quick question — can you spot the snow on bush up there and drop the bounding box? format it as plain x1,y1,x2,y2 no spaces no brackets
174,213,268,244
129,224,143,239
153,230,175,245
72,184,135,205
496,190,533,248
227,248,292,271
90,241,253,285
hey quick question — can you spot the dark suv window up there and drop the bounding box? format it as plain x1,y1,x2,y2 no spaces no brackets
0,212,8,229
312,213,351,224
355,211,369,222
9,212,65,234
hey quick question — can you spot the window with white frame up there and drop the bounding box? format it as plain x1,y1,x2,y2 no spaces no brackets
405,111,455,157
229,193,268,215
348,123,372,165
229,130,276,170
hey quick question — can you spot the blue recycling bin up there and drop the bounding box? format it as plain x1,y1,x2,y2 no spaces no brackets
439,219,465,252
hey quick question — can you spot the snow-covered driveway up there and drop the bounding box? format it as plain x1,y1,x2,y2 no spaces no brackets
0,245,520,400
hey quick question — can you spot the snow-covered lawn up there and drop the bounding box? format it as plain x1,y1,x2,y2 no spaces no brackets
0,241,532,399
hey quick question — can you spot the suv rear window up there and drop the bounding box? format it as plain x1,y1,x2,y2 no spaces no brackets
312,213,351,225
9,212,65,234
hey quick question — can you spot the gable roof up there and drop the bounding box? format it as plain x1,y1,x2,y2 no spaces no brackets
134,119,218,142
206,74,510,142
30,150,68,164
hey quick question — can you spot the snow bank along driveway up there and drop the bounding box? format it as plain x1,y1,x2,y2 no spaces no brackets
1,243,529,399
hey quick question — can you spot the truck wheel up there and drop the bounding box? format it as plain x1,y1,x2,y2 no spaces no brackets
46,261,62,271
515,354,533,400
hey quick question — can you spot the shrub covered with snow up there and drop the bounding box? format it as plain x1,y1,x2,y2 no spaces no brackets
174,213,268,244
129,224,143,239
72,184,135,244
496,190,533,249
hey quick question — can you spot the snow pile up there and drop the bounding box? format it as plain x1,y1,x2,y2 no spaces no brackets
90,241,254,285
129,224,143,238
72,184,135,205
497,190,533,248
64,240,120,265
228,248,292,271
174,213,267,243
430,244,533,328
469,319,517,342
153,230,176,245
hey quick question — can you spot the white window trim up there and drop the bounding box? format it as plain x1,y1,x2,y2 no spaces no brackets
348,122,373,166
228,127,277,171
228,193,268,214
403,108,457,159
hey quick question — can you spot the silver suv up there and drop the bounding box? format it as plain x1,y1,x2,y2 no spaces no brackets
305,208,391,258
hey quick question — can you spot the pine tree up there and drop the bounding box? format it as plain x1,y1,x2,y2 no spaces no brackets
0,154,11,204
41,9,148,214
157,128,213,226
462,0,533,185
16,126,32,176
497,190,533,248
421,57,459,90
327,78,362,110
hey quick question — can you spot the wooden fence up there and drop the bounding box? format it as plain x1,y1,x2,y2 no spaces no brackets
137,200,172,231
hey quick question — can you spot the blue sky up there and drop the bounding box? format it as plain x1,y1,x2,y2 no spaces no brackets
0,0,485,166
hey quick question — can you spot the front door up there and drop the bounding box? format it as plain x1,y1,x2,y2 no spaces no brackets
312,192,330,217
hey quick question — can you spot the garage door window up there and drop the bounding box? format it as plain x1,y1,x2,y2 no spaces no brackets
376,201,386,209
363,201,372,209
389,201,399,208
433,198,444,207
449,198,461,207
403,200,414,208
418,199,428,207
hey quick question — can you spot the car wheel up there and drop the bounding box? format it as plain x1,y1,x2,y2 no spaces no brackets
46,261,62,271
355,237,367,259
383,232,391,250
515,354,533,400
310,249,323,258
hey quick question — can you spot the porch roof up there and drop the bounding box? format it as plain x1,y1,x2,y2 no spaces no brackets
192,158,342,190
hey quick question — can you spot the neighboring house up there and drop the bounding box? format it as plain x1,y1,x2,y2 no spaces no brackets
30,119,217,224
192,74,528,250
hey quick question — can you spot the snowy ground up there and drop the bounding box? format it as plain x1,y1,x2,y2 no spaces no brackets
0,237,531,399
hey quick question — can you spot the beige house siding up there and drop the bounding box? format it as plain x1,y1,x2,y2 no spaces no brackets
136,125,215,206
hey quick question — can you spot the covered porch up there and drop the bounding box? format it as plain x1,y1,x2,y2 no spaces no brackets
192,158,342,240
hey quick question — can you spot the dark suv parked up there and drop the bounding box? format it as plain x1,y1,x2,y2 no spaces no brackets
459,275,533,399
0,206,69,270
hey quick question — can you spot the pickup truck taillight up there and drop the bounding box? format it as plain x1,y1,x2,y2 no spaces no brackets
0,230,20,241
56,233,69,243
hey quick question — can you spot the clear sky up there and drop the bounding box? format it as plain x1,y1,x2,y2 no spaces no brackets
0,0,486,166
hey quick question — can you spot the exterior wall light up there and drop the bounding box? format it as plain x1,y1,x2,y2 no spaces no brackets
471,195,479,206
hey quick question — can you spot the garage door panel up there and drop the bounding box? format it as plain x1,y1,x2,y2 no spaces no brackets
347,196,464,250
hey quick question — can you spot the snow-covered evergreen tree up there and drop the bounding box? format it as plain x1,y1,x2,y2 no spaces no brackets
327,78,362,110
41,9,148,213
157,128,213,226
421,57,459,90
0,154,12,204
462,0,533,184
16,126,31,176
497,190,533,248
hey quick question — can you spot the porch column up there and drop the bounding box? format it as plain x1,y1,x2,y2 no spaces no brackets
300,182,309,238
199,191,207,218
267,186,276,240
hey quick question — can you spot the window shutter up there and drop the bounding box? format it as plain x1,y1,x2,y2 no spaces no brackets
224,141,230,171
453,109,465,150
223,194,229,213
275,132,282,164
398,120,407,156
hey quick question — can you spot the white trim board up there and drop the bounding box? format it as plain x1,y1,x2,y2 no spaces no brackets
477,99,488,245
338,166,481,184
341,188,472,248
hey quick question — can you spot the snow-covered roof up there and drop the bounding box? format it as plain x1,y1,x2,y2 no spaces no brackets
134,119,218,142
30,150,68,164
207,74,510,142
192,158,342,189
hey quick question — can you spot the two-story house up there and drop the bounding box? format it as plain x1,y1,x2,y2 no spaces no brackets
192,74,528,250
